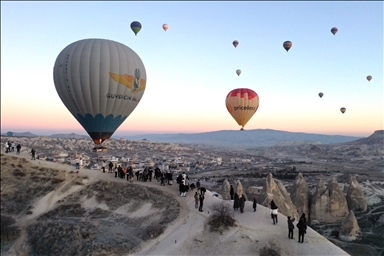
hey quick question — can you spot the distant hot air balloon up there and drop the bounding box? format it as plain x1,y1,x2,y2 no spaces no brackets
340,107,346,114
236,69,241,76
318,92,324,98
366,75,372,82
233,40,239,48
53,39,147,145
131,21,142,36
331,27,338,35
283,41,292,52
226,88,259,130
162,24,169,32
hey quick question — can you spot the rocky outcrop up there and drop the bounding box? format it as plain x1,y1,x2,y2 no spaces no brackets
310,177,349,223
235,180,248,201
345,175,367,212
221,179,231,200
375,214,384,227
290,172,310,217
260,173,298,219
339,210,360,241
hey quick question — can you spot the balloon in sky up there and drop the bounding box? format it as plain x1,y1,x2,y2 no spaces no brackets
131,21,142,36
233,40,239,48
366,75,372,82
331,27,338,35
236,69,241,76
318,92,323,98
283,41,292,52
162,24,169,32
53,38,147,145
340,107,346,114
225,88,259,130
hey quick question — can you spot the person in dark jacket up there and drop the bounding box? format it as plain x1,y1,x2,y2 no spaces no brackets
287,216,296,239
239,194,246,213
297,213,307,243
199,187,206,196
230,185,234,200
252,197,257,212
198,193,205,212
233,193,240,211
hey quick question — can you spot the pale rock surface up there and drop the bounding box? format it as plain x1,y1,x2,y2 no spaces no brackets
235,180,248,201
310,178,349,223
260,173,298,219
290,172,310,217
339,210,360,241
346,175,367,212
221,178,231,200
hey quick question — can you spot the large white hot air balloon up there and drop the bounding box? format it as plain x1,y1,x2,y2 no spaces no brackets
53,38,147,145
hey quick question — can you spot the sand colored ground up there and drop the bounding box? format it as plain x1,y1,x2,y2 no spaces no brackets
1,149,349,255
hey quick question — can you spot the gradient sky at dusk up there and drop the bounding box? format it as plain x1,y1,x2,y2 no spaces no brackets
1,1,383,137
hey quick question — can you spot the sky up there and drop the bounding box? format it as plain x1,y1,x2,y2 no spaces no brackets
1,1,383,137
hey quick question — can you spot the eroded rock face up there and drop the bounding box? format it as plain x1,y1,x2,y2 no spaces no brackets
290,172,310,217
346,175,367,212
339,210,360,241
221,179,231,200
235,180,248,201
260,173,298,219
310,177,349,223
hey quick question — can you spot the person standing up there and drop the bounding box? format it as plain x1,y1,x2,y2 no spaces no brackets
239,194,246,213
196,179,201,190
198,193,205,212
31,149,36,160
16,144,21,155
108,161,114,173
270,200,278,224
194,192,199,209
252,197,257,212
75,158,80,171
233,193,240,211
287,216,295,239
297,213,307,243
230,185,234,200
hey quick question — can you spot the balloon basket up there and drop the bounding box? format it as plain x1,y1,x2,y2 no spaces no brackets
93,147,108,153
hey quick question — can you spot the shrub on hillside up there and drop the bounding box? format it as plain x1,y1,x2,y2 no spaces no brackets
259,242,281,256
208,201,236,233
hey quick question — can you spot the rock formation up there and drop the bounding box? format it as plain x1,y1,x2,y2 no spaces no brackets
339,210,360,241
375,214,384,227
235,180,248,201
290,172,310,217
310,177,349,223
345,175,367,212
221,179,231,200
260,173,298,219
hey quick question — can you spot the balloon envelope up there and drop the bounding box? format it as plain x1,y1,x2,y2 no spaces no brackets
131,21,142,36
236,69,241,76
233,40,239,48
226,88,259,130
331,27,338,35
283,41,292,52
318,92,324,98
340,107,346,114
366,75,372,82
162,24,169,31
53,38,147,145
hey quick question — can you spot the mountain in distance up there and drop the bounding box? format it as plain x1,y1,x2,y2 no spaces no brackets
49,133,89,139
1,132,38,137
119,129,365,148
343,130,384,146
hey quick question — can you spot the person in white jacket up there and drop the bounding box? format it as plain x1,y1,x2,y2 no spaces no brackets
270,200,278,224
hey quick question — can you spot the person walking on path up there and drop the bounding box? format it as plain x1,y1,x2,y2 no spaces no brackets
198,193,205,212
31,149,36,160
270,200,278,224
230,185,234,200
252,197,257,212
287,216,296,239
297,213,307,243
239,194,246,213
16,144,21,155
233,193,239,211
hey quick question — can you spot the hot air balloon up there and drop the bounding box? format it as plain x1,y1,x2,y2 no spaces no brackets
131,21,142,36
236,69,241,76
366,75,372,82
162,24,169,32
331,27,338,35
340,107,346,114
53,39,147,146
283,41,292,52
233,40,239,48
318,92,324,98
225,88,259,130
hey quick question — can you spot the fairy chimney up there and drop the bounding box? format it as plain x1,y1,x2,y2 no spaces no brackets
339,210,360,241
